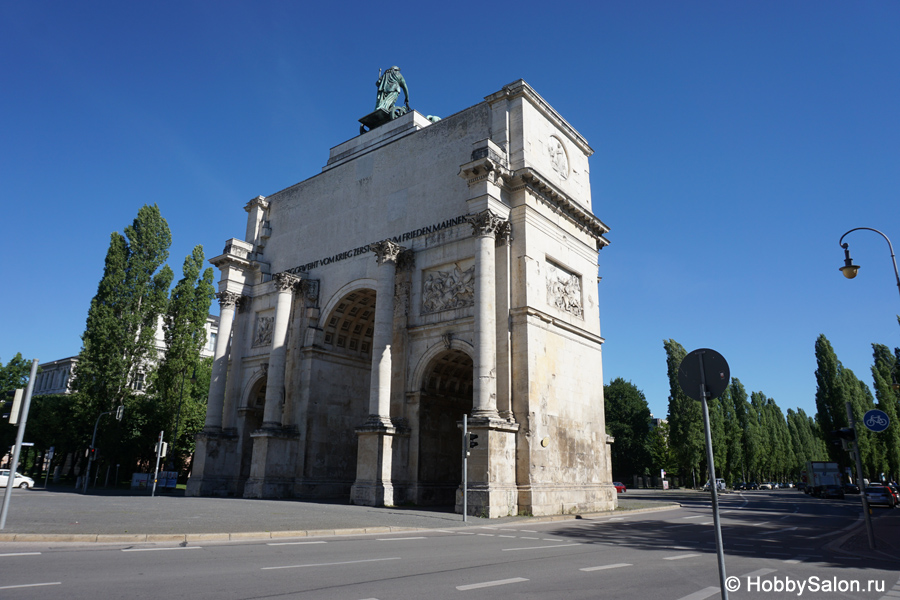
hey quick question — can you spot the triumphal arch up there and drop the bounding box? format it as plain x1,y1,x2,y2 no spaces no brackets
187,77,615,517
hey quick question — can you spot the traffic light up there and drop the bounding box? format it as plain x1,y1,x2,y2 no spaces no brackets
831,428,855,451
468,433,479,449
86,447,97,460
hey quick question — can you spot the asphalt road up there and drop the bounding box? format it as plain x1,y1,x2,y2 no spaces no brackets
1,490,897,599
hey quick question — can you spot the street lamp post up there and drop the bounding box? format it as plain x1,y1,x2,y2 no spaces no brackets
838,227,900,302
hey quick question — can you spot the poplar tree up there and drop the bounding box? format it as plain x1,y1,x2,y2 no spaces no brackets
814,334,846,462
720,383,745,485
664,339,704,485
151,245,216,474
872,344,900,481
72,205,173,452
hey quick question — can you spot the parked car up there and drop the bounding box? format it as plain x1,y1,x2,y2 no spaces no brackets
821,485,845,499
746,482,760,490
0,469,34,489
843,483,860,494
865,485,897,508
613,482,626,493
796,482,807,492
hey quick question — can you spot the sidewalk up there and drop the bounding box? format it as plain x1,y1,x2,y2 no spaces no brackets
0,486,680,543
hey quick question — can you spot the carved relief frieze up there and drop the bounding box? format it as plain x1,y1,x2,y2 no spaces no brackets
253,315,274,348
273,271,300,292
546,261,583,318
422,260,475,314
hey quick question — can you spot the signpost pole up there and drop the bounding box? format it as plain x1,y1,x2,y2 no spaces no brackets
0,359,38,530
847,402,876,550
696,352,729,600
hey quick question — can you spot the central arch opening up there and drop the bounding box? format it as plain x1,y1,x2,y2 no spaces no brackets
417,349,473,506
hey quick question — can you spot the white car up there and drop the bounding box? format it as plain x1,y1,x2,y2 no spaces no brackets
0,469,34,489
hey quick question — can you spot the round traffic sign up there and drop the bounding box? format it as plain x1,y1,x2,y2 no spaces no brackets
863,409,890,433
677,348,730,401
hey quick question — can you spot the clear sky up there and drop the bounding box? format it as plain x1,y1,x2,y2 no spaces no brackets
2,2,898,421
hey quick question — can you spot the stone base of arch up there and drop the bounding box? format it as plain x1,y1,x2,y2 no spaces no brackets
456,418,519,518
516,483,618,517
185,430,239,497
242,426,300,499
350,423,409,507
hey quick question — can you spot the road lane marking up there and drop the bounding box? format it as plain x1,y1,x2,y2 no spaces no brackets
521,537,540,540
376,537,426,541
455,532,475,535
743,568,777,578
682,515,704,519
262,557,401,570
580,563,632,572
675,586,719,600
752,521,770,527
542,538,565,542
664,524,690,529
0,552,41,557
498,535,517,538
520,530,537,533
477,534,495,537
122,547,202,552
502,543,582,551
268,541,327,546
784,556,808,564
0,582,62,590
457,577,528,591
664,554,701,560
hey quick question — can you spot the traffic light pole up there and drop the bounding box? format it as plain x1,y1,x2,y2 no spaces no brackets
846,402,876,550
462,415,468,523
0,359,38,530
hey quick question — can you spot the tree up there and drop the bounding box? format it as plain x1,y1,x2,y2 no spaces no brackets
814,334,847,463
664,339,704,485
151,246,215,476
720,381,746,485
872,344,900,481
0,353,36,462
604,378,652,480
648,420,673,476
71,205,173,470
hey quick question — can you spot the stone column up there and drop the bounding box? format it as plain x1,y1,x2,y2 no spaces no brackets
262,272,299,427
467,209,506,419
351,240,407,507
495,220,514,420
206,291,239,431
366,240,403,424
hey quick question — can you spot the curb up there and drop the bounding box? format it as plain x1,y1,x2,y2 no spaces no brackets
0,503,682,544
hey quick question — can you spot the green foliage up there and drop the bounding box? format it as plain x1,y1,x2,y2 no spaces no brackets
872,344,900,480
0,353,36,456
664,339,704,481
604,378,652,479
648,420,673,474
814,334,847,463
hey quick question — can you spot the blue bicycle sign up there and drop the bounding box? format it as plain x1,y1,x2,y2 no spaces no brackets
863,409,890,433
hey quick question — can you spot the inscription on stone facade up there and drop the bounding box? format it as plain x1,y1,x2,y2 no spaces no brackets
546,261,582,317
422,261,475,314
253,315,274,347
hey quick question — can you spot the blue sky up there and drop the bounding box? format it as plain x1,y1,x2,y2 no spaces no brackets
2,2,898,421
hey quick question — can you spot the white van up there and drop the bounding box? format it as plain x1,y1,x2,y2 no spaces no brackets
703,478,726,491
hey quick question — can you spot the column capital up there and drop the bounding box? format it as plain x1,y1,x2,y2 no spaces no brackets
467,209,507,238
370,240,405,266
495,220,513,247
273,271,300,292
216,291,242,309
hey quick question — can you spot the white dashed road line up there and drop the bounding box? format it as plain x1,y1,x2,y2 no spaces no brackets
663,554,700,561
376,537,426,541
262,557,401,571
0,552,41,557
268,541,327,546
675,586,720,600
0,582,62,590
502,543,582,552
456,577,529,591
580,563,632,572
122,546,202,552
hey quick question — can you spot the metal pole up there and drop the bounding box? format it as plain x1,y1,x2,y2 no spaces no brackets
846,402,876,549
462,414,468,523
1,359,38,530
697,352,729,600
151,430,164,497
84,410,110,493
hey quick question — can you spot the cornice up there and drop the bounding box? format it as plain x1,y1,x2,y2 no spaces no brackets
511,167,610,249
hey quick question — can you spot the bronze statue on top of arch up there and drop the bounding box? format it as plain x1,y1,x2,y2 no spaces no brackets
359,66,440,134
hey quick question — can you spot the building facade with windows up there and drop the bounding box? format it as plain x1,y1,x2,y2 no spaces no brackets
188,80,615,517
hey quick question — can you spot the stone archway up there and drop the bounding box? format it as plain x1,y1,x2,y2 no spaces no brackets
416,349,473,506
237,377,265,495
302,287,376,496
